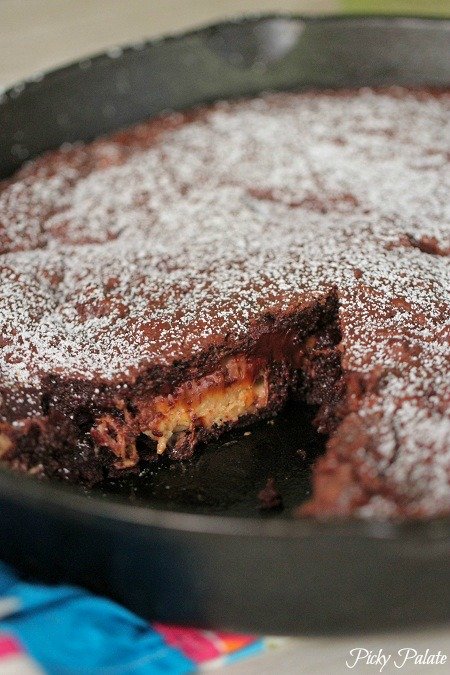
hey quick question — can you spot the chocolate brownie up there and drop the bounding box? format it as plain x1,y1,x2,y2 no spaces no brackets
0,87,449,518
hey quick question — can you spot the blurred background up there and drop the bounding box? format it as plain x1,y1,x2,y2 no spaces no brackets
1,0,449,87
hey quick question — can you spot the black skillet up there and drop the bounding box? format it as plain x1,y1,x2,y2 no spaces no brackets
0,15,449,635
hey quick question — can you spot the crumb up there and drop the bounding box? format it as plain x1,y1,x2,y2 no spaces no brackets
258,477,283,511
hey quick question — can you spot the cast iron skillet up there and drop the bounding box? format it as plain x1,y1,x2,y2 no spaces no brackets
0,15,449,635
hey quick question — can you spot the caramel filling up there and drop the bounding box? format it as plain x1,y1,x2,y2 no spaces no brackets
92,355,270,468
90,320,338,470
146,366,268,455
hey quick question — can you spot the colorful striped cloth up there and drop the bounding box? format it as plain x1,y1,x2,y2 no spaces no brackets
0,563,266,674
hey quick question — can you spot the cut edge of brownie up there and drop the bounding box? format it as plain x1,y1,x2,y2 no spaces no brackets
1,290,348,492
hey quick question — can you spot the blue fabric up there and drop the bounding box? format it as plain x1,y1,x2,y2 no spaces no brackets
0,563,194,674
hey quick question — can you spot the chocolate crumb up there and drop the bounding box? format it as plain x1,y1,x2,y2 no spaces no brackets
258,477,283,511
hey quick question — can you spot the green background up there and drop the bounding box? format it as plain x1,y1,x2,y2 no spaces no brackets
342,1,450,17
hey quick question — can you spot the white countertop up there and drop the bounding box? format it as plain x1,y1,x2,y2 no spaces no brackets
1,2,448,673
228,630,450,674
0,0,339,86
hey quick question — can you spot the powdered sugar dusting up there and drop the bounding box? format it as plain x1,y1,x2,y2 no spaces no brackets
0,88,449,516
